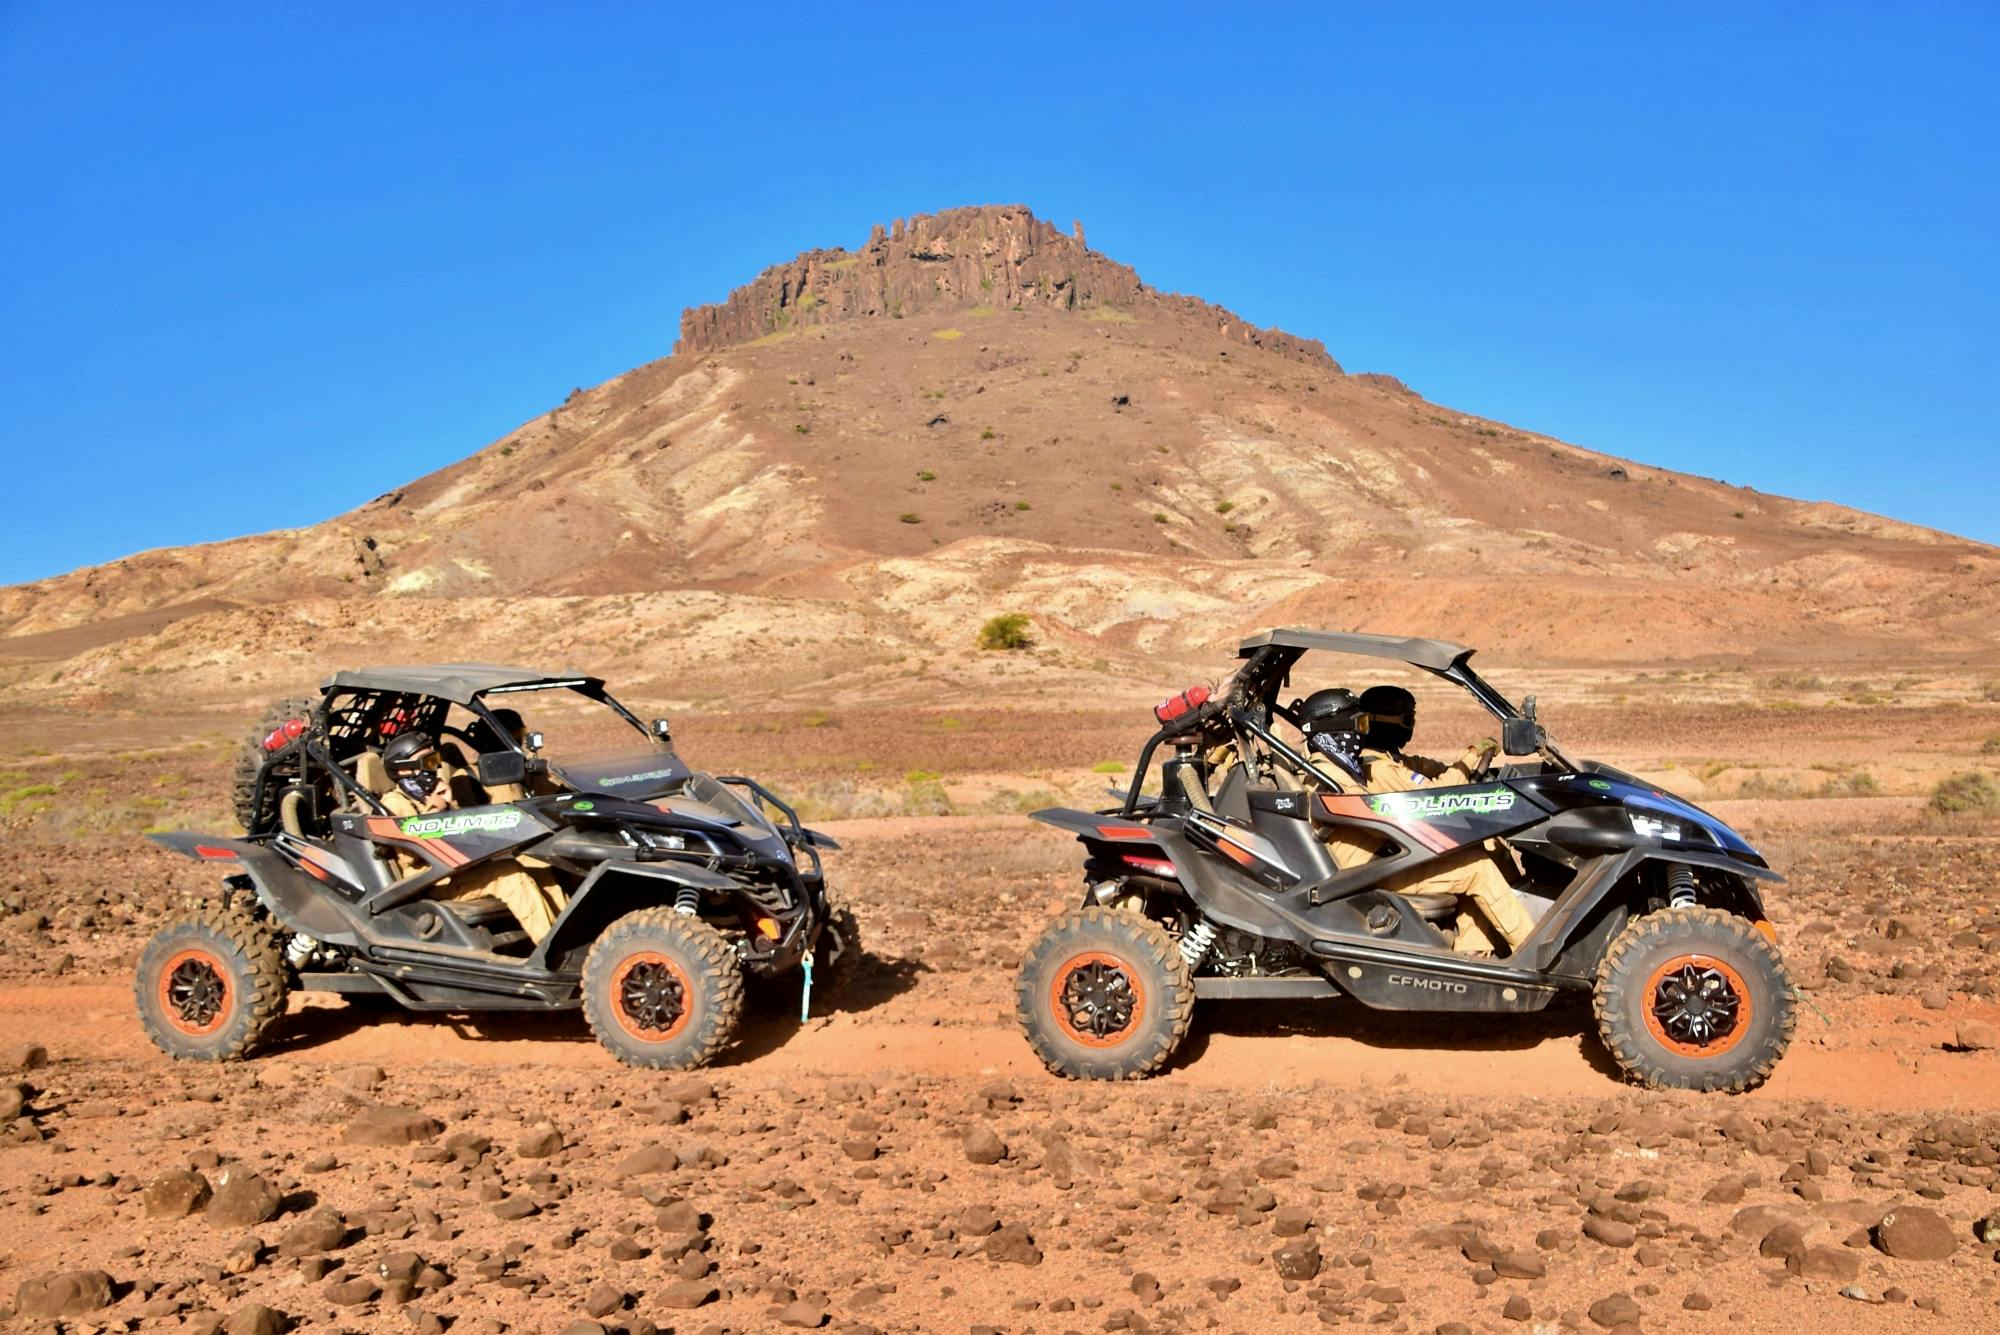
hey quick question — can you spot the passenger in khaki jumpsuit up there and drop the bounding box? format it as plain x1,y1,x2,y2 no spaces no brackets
1300,686,1536,957
380,731,568,944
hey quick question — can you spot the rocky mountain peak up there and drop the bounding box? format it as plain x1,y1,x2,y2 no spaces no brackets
674,204,1337,368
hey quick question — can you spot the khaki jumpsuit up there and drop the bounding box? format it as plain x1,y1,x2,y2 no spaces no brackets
1312,744,1537,956
380,785,568,944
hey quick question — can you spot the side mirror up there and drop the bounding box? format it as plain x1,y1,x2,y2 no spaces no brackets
651,717,673,742
476,750,527,787
1522,694,1538,721
1502,716,1546,756
525,731,545,752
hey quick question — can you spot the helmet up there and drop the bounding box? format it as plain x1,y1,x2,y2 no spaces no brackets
1296,687,1361,736
1355,686,1416,752
383,730,441,799
1296,688,1364,782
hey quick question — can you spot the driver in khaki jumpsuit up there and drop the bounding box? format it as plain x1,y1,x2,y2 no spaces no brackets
1304,686,1537,957
380,731,568,944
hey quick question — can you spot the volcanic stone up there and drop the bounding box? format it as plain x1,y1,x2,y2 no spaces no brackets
143,1167,213,1217
658,1280,716,1308
1583,1216,1637,1248
517,1123,564,1158
1589,1294,1642,1328
277,1207,346,1257
1875,1206,1957,1260
344,1105,441,1146
1501,1294,1533,1322
963,1125,1007,1165
1272,1238,1322,1281
207,1168,281,1228
985,1223,1042,1265
1788,1246,1861,1281
1951,1020,1997,1051
1492,1250,1545,1279
222,1303,288,1335
615,1143,677,1178
777,1300,828,1328
15,1269,114,1318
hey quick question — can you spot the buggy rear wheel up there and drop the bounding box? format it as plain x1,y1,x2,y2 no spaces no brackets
1015,908,1194,1080
1593,906,1795,1093
582,909,744,1070
135,906,288,1061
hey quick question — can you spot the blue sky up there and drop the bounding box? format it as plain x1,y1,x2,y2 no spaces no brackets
2,4,1995,586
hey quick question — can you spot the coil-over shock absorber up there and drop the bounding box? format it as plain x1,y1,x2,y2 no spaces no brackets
1179,917,1220,968
674,883,701,916
1665,863,1698,909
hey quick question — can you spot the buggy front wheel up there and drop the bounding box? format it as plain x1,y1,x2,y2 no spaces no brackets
1593,907,1795,1093
582,909,745,1070
1016,908,1194,1080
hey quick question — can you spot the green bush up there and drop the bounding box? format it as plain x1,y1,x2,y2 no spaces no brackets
1982,734,2000,755
1929,771,2000,815
1214,499,1235,514
898,512,922,524
977,613,1033,651
1091,760,1125,774
915,469,936,482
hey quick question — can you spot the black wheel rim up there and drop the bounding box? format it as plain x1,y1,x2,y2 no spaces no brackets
1060,961,1137,1039
168,958,226,1027
1650,961,1742,1048
619,960,686,1033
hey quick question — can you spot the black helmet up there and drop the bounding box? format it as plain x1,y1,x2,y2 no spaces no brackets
1355,685,1416,752
1297,687,1361,736
383,730,441,798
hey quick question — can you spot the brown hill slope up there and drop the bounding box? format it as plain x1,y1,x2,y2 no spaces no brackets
3,205,1996,712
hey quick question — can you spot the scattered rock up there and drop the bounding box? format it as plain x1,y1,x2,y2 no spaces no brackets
1587,1293,1641,1328
207,1168,281,1228
0,1042,48,1071
615,1143,678,1178
963,1124,1007,1165
984,1223,1042,1265
344,1105,442,1146
143,1167,213,1217
1948,1020,1997,1052
222,1303,289,1335
1875,1205,1957,1261
1583,1215,1637,1248
15,1269,114,1318
1272,1238,1322,1281
517,1123,564,1158
1789,1245,1862,1281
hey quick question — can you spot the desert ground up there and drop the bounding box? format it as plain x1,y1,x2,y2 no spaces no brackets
2,667,1998,1334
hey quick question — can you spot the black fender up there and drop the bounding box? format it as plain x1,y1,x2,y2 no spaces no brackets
1031,808,1292,938
149,831,364,947
529,860,745,969
1517,848,1780,973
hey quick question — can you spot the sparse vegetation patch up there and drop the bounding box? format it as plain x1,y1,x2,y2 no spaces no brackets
977,613,1033,651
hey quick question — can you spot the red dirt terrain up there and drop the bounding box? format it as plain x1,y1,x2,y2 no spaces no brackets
2,206,1999,1331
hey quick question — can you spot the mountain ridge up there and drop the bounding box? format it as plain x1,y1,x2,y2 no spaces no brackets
3,204,1995,713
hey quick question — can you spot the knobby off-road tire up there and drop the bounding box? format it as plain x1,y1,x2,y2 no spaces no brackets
1594,906,1796,1093
1016,908,1195,1080
582,909,745,1070
135,904,289,1061
231,696,315,833
809,891,863,1004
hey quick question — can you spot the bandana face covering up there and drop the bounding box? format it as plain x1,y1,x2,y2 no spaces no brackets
396,771,439,801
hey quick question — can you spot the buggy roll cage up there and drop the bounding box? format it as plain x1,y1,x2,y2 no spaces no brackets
1117,629,1573,817
251,668,669,828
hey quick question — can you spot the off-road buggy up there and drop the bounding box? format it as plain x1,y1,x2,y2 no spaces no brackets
1016,630,1796,1092
139,664,856,1069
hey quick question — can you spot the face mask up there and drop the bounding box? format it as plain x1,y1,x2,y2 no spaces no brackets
1309,729,1365,781
396,771,438,801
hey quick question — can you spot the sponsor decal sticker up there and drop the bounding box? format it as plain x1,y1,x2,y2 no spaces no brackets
1588,779,1612,790
398,809,525,840
598,768,678,788
1368,788,1517,819
571,800,594,811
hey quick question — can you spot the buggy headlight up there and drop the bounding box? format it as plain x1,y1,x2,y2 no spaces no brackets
1628,813,1685,842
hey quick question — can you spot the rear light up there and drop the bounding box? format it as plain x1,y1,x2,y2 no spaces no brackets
262,718,307,751
1155,685,1211,725
1123,854,1176,878
755,917,782,941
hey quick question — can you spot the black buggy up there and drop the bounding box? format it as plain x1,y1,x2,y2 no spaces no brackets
1016,631,1796,1092
139,664,856,1069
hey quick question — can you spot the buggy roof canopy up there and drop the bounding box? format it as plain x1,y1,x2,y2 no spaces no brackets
1236,630,1473,671
324,663,602,705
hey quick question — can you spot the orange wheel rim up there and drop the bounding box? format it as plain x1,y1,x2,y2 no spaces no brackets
1643,953,1752,1058
158,948,234,1037
1049,950,1147,1049
610,951,694,1042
